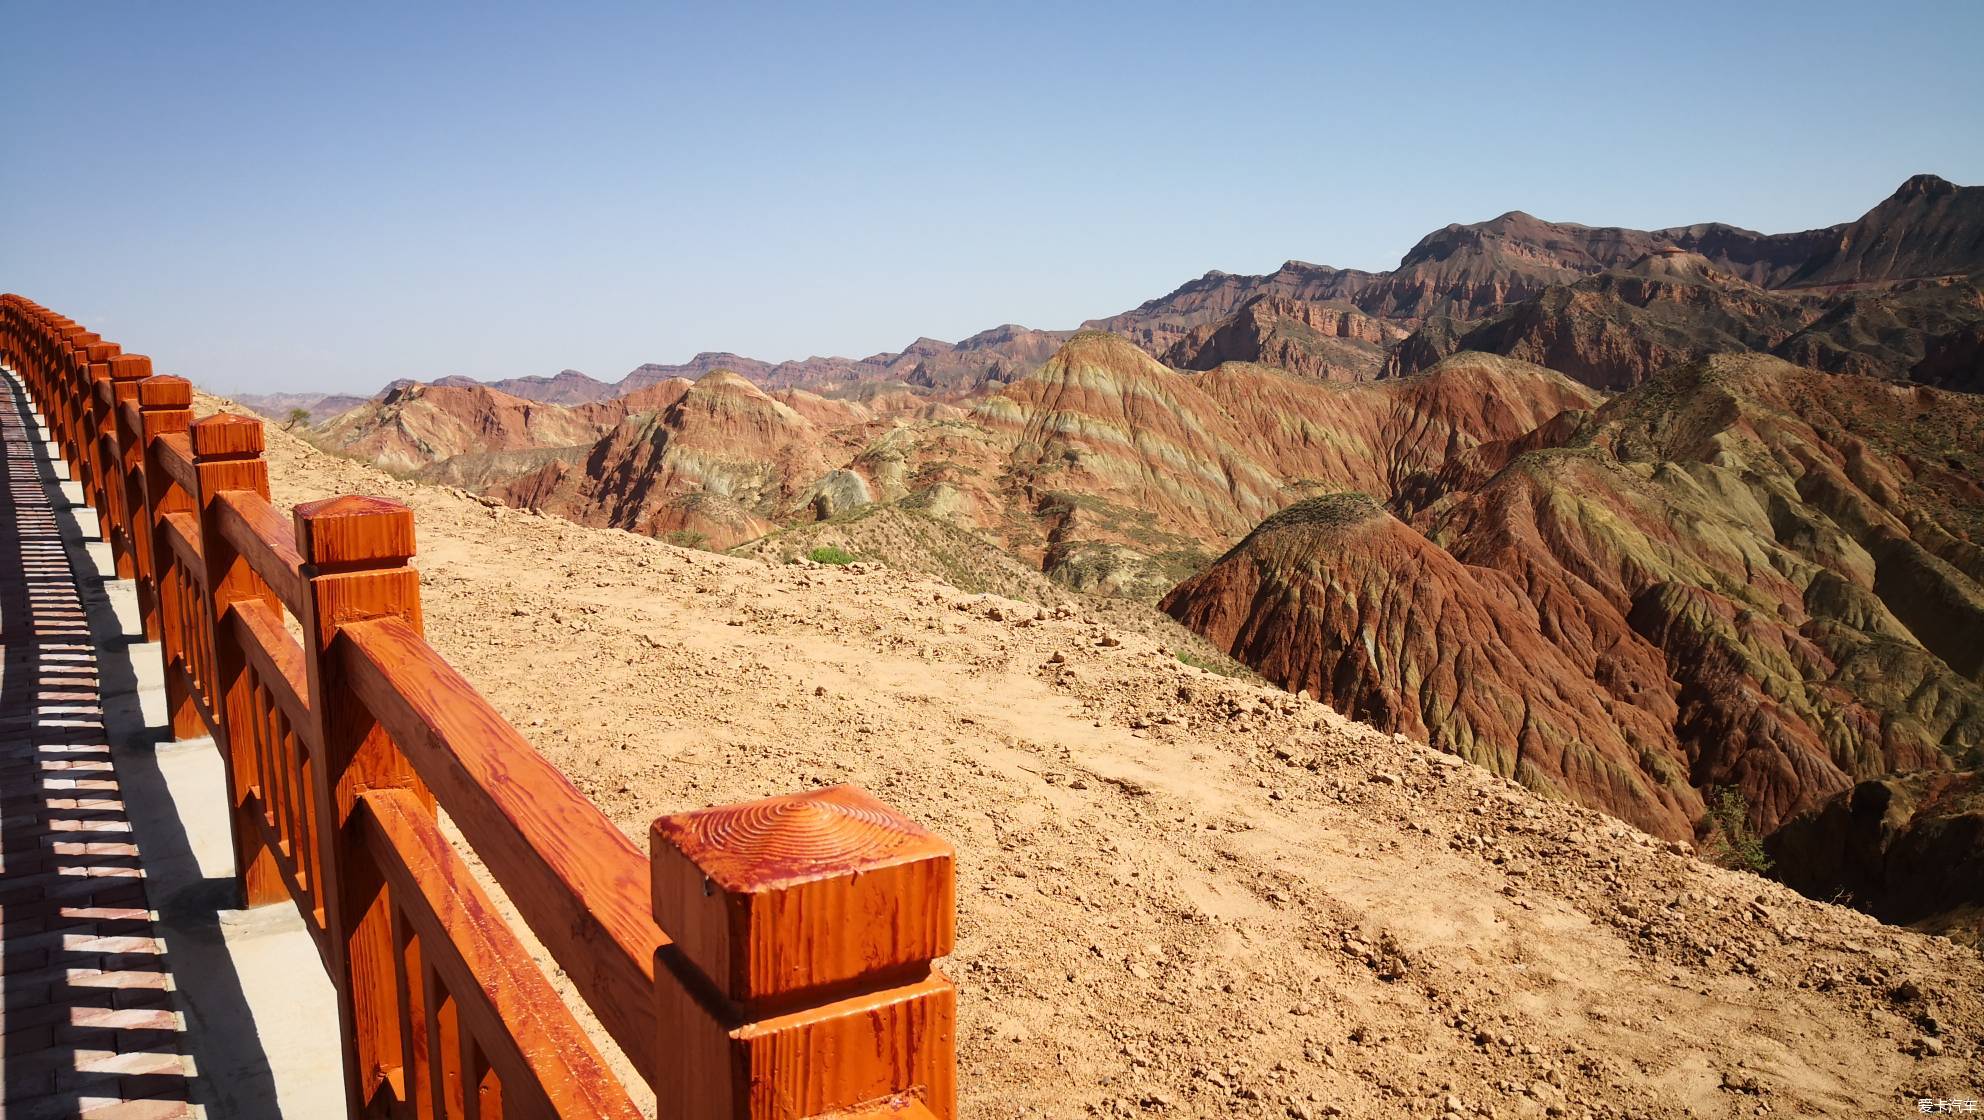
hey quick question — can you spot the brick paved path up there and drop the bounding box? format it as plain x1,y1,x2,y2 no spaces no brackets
1,377,196,1117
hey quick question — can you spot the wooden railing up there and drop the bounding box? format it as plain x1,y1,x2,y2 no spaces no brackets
0,294,957,1120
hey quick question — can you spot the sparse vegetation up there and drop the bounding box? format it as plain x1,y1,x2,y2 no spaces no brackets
807,545,857,565
1176,649,1245,678
1255,491,1385,534
284,406,312,431
1703,786,1773,875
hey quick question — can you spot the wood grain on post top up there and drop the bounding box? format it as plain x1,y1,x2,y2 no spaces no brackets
138,373,193,412
650,784,958,1119
652,783,954,1001
108,353,152,383
295,495,417,572
191,411,266,460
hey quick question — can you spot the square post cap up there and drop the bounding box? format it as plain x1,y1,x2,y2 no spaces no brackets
190,414,266,460
137,375,192,409
294,495,416,567
651,784,954,1002
108,354,152,380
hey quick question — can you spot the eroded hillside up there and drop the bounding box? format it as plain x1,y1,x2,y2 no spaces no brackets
1164,356,1984,932
200,389,1984,1119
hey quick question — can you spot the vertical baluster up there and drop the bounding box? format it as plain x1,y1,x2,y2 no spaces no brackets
190,574,206,698
273,705,298,862
299,734,325,927
248,680,277,837
391,903,432,1120
181,575,194,692
175,571,192,693
269,693,295,852
180,575,198,696
463,1034,501,1120
199,598,213,700
295,495,431,1116
425,965,466,1120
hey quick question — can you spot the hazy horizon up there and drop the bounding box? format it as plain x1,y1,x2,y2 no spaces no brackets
4,2,1981,394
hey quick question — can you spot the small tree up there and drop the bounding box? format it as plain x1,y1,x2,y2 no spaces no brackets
284,406,311,431
1704,786,1773,875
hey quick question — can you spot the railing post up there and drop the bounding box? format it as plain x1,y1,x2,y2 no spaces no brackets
137,375,200,737
58,326,97,477
191,413,289,908
0,300,14,378
294,495,432,1117
102,354,151,576
74,338,116,501
48,323,74,466
650,784,957,1120
79,340,121,522
118,368,163,633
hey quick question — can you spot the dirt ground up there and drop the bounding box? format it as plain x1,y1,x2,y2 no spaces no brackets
224,397,1983,1119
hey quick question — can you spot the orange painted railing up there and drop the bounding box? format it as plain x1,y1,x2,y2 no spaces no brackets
0,294,957,1120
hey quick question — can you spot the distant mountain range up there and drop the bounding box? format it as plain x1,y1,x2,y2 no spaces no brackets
269,323,1081,415
235,176,1984,939
240,173,1983,425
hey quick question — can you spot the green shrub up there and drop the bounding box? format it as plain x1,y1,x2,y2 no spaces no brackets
806,545,857,566
1176,650,1243,678
1704,786,1773,875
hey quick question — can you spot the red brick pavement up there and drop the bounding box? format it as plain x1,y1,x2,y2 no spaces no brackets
2,378,195,1117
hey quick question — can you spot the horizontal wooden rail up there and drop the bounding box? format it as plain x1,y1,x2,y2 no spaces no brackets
0,291,960,1120
154,429,199,499
214,489,309,613
161,509,204,576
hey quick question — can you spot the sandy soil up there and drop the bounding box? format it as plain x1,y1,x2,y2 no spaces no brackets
224,399,1983,1119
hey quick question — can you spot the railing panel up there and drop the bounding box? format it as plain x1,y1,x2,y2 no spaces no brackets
229,600,312,731
339,615,660,1075
360,788,644,1120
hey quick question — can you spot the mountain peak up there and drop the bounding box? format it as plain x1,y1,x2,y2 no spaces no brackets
691,368,758,389
1894,173,1958,200
1247,492,1387,543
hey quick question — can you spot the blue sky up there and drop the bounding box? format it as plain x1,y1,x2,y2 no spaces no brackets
3,1,1980,394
